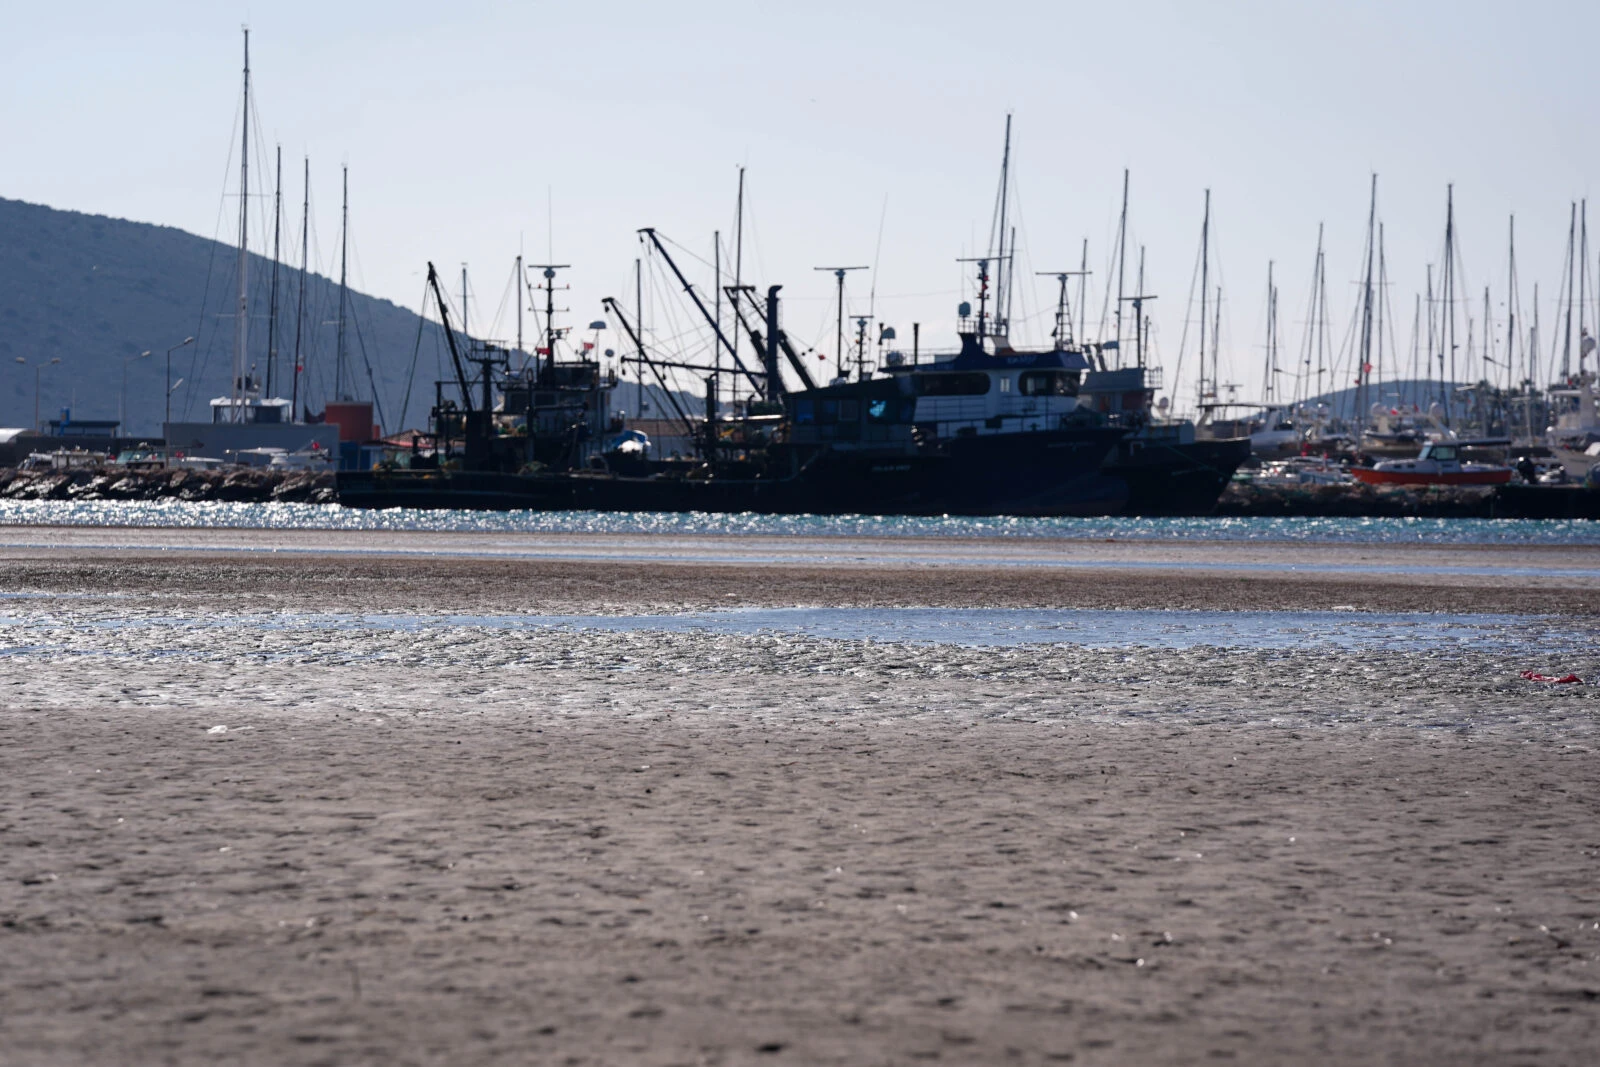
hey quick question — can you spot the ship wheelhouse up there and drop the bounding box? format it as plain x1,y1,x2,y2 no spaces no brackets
877,332,1093,441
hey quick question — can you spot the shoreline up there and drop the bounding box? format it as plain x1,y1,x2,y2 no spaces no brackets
3,528,1598,616
3,533,1598,1064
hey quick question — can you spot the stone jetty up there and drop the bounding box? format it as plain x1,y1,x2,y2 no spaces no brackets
0,466,335,504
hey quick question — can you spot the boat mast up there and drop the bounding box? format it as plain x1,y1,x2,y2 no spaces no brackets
293,156,308,417
1408,293,1421,409
1314,229,1329,404
733,167,745,405
634,258,644,428
1198,189,1210,413
1264,260,1276,405
1113,168,1129,366
712,230,720,418
1529,284,1540,441
1581,199,1590,377
267,145,282,397
1356,174,1377,432
1135,245,1149,370
233,27,251,419
1561,202,1576,381
1376,223,1388,405
336,165,349,401
1077,239,1089,356
1506,215,1517,401
1212,286,1222,404
516,253,524,364
991,115,1013,338
1442,186,1457,424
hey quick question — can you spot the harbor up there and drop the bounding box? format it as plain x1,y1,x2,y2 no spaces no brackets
7,5,1600,1066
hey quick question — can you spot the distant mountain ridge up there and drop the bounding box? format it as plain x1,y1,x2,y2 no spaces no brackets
0,197,713,440
0,196,464,436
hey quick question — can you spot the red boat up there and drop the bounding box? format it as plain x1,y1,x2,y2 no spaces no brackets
1350,441,1513,486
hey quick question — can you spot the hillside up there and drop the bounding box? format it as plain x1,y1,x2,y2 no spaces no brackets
0,197,463,436
0,197,716,440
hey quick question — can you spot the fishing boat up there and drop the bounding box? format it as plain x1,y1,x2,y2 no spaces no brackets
339,120,1139,516
1349,440,1513,486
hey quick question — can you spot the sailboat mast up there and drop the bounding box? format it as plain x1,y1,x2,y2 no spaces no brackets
1443,186,1457,423
336,165,349,401
233,28,251,418
1199,189,1210,410
1357,174,1377,430
1212,286,1222,402
1507,216,1517,397
1264,261,1276,405
267,145,282,397
1314,228,1328,403
635,257,645,428
1561,202,1575,380
992,115,1012,336
1529,284,1540,440
1376,222,1388,403
1135,245,1147,369
1408,293,1421,408
732,166,745,404
1113,168,1129,366
1077,239,1089,356
293,156,308,417
1581,199,1590,375
712,230,721,415
516,254,524,361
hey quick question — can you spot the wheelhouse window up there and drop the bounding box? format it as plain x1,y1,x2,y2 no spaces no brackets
1019,370,1080,397
914,372,991,396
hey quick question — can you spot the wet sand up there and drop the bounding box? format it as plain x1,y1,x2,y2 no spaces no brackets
3,530,1599,1064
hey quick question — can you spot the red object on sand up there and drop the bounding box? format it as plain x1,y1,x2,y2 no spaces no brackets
1519,671,1583,684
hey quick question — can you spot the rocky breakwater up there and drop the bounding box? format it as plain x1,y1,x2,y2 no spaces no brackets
1214,479,1499,518
0,466,335,504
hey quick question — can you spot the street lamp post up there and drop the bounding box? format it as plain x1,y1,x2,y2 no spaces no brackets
121,350,152,437
165,337,195,427
15,357,61,432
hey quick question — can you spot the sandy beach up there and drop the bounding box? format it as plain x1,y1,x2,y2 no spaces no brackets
3,528,1599,1065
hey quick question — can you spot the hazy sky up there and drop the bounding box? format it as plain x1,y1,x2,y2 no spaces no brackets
5,0,1599,413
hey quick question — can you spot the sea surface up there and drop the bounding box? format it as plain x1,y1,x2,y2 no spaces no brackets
3,605,1591,656
2,499,1599,545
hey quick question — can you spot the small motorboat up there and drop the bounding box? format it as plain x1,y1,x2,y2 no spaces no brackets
1350,441,1513,487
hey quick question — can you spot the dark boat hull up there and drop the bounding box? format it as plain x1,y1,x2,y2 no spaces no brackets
1096,436,1253,516
1491,483,1600,519
338,427,1129,517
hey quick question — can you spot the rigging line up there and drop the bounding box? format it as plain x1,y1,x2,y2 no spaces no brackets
398,279,431,432
868,194,888,324
486,259,517,344
345,238,394,427
1007,174,1035,345
183,90,248,421
347,302,388,433
1167,214,1205,418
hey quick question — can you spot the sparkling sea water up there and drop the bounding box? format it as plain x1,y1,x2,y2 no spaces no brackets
1,499,1598,545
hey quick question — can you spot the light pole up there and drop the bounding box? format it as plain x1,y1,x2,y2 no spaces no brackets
121,350,152,437
16,357,61,432
165,337,195,427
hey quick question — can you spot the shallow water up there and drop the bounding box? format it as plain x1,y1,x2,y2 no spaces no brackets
4,604,1596,656
2,500,1598,546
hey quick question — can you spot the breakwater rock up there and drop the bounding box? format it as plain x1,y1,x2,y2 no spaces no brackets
0,467,336,504
1214,481,1500,518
